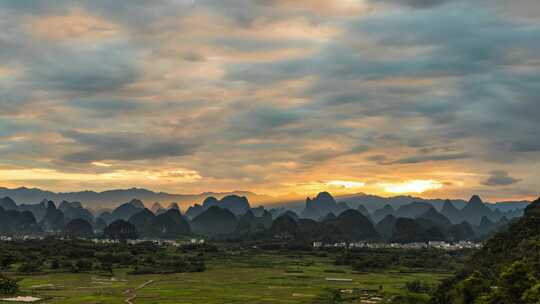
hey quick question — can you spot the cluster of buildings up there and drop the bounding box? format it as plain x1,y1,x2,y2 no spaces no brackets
0,235,45,241
312,241,482,251
90,238,205,246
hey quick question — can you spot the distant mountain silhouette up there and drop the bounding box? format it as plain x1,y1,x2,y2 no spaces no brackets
40,201,65,232
185,204,205,219
150,202,164,214
104,220,138,240
331,209,379,241
0,189,533,243
281,210,299,221
302,192,338,219
191,206,238,236
301,192,354,220
218,195,250,215
154,202,179,215
0,206,41,235
18,200,48,222
391,217,445,243
185,195,250,219
477,215,495,236
65,218,94,238
95,217,107,232
0,197,17,210
372,204,394,223
357,204,370,218
152,209,191,238
461,195,493,225
168,202,180,210
0,186,529,217
270,214,299,240
395,201,433,218
128,208,155,236
235,209,272,236
321,212,337,223
376,214,397,240
447,221,475,241
59,201,94,224
0,186,272,210
102,199,145,224
440,199,462,224
417,207,452,230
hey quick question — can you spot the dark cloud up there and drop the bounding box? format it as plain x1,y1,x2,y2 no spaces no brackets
27,43,140,93
66,99,143,117
385,152,471,165
373,0,454,9
61,131,198,163
512,141,540,153
225,105,302,139
482,170,521,186
0,1,194,27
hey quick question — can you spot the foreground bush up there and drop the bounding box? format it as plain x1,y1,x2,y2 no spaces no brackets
0,274,19,295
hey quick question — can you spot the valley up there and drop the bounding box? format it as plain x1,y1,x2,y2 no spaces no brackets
2,245,452,304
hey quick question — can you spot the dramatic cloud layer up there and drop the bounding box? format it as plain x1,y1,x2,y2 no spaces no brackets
0,0,538,201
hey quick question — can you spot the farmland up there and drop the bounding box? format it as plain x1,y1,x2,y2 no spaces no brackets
2,247,450,303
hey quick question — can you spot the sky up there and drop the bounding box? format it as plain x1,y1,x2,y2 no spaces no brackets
0,0,539,201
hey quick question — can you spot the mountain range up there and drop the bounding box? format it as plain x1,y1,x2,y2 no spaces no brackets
0,189,530,243
0,187,274,210
0,187,529,212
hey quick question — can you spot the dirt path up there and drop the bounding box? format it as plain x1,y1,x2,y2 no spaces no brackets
124,280,155,304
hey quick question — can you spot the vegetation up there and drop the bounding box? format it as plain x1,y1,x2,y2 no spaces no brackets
431,198,540,303
0,243,451,303
0,239,206,277
334,248,470,273
0,274,18,295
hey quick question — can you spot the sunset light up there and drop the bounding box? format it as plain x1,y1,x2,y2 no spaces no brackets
326,180,366,189
380,180,443,194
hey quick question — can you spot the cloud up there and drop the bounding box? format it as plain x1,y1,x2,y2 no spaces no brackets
384,152,471,164
373,0,454,9
27,42,140,93
0,0,539,199
482,170,522,186
225,105,302,139
61,130,199,163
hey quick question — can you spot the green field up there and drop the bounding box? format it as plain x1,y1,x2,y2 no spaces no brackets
2,251,448,304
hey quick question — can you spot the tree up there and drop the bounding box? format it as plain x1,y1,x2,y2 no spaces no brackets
522,283,540,304
457,271,490,304
73,260,93,273
0,274,18,295
51,259,60,269
0,255,15,270
488,261,537,304
104,220,138,240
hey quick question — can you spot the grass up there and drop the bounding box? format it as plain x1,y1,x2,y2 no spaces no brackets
2,251,449,303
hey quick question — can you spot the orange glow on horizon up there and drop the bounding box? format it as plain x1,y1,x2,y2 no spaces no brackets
379,180,443,194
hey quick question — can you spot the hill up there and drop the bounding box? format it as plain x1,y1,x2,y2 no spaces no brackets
191,206,238,236
431,197,540,303
460,195,494,225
